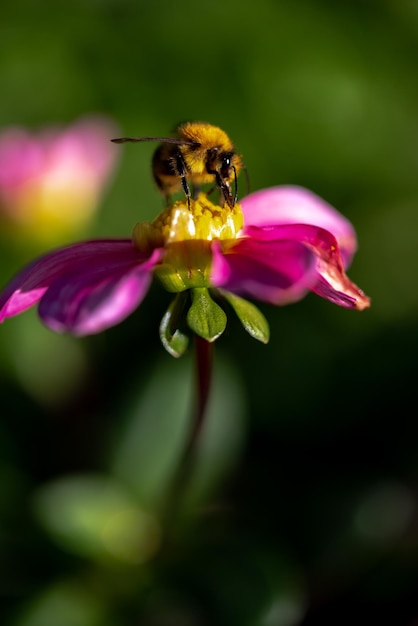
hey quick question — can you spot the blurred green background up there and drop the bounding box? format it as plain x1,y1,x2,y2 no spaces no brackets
1,0,418,624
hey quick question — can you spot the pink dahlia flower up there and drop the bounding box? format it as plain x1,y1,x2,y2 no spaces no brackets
0,186,370,346
0,115,119,241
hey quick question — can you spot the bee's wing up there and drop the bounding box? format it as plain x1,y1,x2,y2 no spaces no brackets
111,136,197,145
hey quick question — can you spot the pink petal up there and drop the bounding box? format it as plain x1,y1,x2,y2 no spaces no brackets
39,250,161,336
49,115,119,186
0,240,160,324
311,248,370,311
241,186,357,266
0,129,43,188
277,224,370,310
211,237,316,305
245,224,370,310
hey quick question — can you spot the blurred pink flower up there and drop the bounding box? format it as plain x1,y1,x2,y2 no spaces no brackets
0,186,370,339
0,115,119,242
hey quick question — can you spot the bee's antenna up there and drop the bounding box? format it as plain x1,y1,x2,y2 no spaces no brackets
110,136,196,145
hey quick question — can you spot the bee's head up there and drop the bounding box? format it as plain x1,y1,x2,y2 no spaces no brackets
206,148,240,208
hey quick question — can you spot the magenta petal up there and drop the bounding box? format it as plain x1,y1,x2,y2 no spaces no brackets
241,186,357,266
0,240,160,327
243,224,370,310
39,249,161,336
0,240,131,320
211,237,316,305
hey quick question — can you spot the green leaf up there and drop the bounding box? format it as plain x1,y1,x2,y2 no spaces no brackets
187,288,227,342
159,294,190,358
15,581,106,626
111,357,194,509
33,475,159,564
221,290,270,344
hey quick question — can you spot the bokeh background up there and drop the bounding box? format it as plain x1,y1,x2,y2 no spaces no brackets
1,0,418,624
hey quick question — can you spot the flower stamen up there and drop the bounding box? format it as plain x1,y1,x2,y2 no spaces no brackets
132,193,244,253
131,194,244,293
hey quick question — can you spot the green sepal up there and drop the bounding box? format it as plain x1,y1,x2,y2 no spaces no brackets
187,288,227,342
220,290,270,344
159,293,190,358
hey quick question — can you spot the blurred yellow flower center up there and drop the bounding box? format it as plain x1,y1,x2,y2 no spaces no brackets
132,194,244,292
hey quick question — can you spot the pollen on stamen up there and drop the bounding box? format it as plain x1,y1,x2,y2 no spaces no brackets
132,194,244,253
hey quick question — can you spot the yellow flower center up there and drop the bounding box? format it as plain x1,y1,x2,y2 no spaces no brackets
132,193,243,249
132,194,243,292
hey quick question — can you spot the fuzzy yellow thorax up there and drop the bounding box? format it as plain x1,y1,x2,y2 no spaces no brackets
132,194,244,292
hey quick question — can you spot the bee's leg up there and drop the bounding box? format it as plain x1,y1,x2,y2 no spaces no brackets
215,172,234,208
205,184,228,207
174,152,192,209
232,166,238,206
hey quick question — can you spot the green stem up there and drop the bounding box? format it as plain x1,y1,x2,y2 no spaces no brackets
161,335,213,535
186,334,213,456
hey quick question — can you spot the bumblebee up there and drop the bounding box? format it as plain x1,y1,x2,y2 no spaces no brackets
112,121,243,208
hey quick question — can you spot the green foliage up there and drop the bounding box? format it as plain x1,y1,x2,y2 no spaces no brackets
187,288,227,342
159,294,190,358
220,290,270,344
